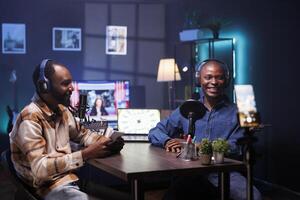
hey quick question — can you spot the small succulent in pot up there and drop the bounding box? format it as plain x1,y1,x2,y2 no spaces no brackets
212,138,229,164
198,138,212,154
197,138,212,165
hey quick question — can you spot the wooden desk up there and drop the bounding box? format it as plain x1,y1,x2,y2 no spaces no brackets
88,143,245,200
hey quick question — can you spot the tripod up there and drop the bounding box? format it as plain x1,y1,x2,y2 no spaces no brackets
237,127,258,200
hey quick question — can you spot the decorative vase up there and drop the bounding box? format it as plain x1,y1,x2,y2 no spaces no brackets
212,30,219,39
213,152,224,164
199,153,212,165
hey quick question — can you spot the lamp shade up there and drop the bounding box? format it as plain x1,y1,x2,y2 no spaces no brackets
157,58,181,82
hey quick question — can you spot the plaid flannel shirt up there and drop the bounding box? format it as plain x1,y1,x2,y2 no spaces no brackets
9,93,104,197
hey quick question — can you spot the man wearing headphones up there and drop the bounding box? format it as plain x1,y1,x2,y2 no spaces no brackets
9,59,125,200
149,59,262,200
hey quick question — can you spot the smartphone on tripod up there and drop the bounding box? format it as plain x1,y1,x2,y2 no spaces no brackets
234,85,260,128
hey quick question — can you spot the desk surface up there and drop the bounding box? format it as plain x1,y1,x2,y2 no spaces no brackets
88,143,245,182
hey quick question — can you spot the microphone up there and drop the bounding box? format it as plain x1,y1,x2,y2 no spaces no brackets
179,99,206,138
78,94,87,120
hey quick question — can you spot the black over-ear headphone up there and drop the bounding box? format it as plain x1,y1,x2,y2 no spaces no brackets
195,58,230,87
37,59,52,93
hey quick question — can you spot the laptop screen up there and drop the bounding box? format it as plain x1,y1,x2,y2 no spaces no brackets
117,109,160,134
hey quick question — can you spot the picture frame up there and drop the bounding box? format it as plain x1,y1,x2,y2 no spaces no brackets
2,23,26,54
106,26,127,55
52,27,81,51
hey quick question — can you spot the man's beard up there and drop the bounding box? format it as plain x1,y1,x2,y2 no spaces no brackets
52,90,71,107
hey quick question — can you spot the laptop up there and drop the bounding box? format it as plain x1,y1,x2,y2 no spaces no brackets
117,108,161,142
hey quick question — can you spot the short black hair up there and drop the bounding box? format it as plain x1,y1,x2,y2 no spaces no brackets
32,60,56,91
196,59,230,79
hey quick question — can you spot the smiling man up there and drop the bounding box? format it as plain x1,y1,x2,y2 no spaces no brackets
148,59,262,200
9,59,124,200
199,59,228,109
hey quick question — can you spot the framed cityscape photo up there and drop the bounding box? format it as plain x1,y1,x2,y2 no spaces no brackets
106,26,127,55
52,27,81,51
2,23,26,54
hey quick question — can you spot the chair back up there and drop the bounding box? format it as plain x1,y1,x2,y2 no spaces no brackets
1,149,40,200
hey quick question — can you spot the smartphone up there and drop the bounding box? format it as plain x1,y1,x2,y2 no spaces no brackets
234,85,260,127
104,127,124,142
110,131,124,142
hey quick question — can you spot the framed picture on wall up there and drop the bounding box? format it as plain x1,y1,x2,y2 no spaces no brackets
52,27,81,51
106,26,127,55
2,23,26,54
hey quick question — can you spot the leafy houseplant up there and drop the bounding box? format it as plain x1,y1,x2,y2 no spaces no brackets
198,138,212,154
197,138,212,165
212,138,229,164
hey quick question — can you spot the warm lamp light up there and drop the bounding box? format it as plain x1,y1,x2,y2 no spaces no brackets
157,58,181,109
157,58,181,82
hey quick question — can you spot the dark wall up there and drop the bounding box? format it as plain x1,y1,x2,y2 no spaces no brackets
1,0,299,192
266,0,300,191
0,1,87,132
0,0,167,133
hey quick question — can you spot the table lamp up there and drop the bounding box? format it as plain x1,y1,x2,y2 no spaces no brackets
157,58,181,109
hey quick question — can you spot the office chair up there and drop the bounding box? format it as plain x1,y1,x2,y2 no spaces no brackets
1,149,40,200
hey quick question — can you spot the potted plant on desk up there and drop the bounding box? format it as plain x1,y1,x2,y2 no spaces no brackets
197,138,212,165
212,138,229,164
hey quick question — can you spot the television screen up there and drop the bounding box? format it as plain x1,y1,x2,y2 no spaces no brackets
70,80,130,127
